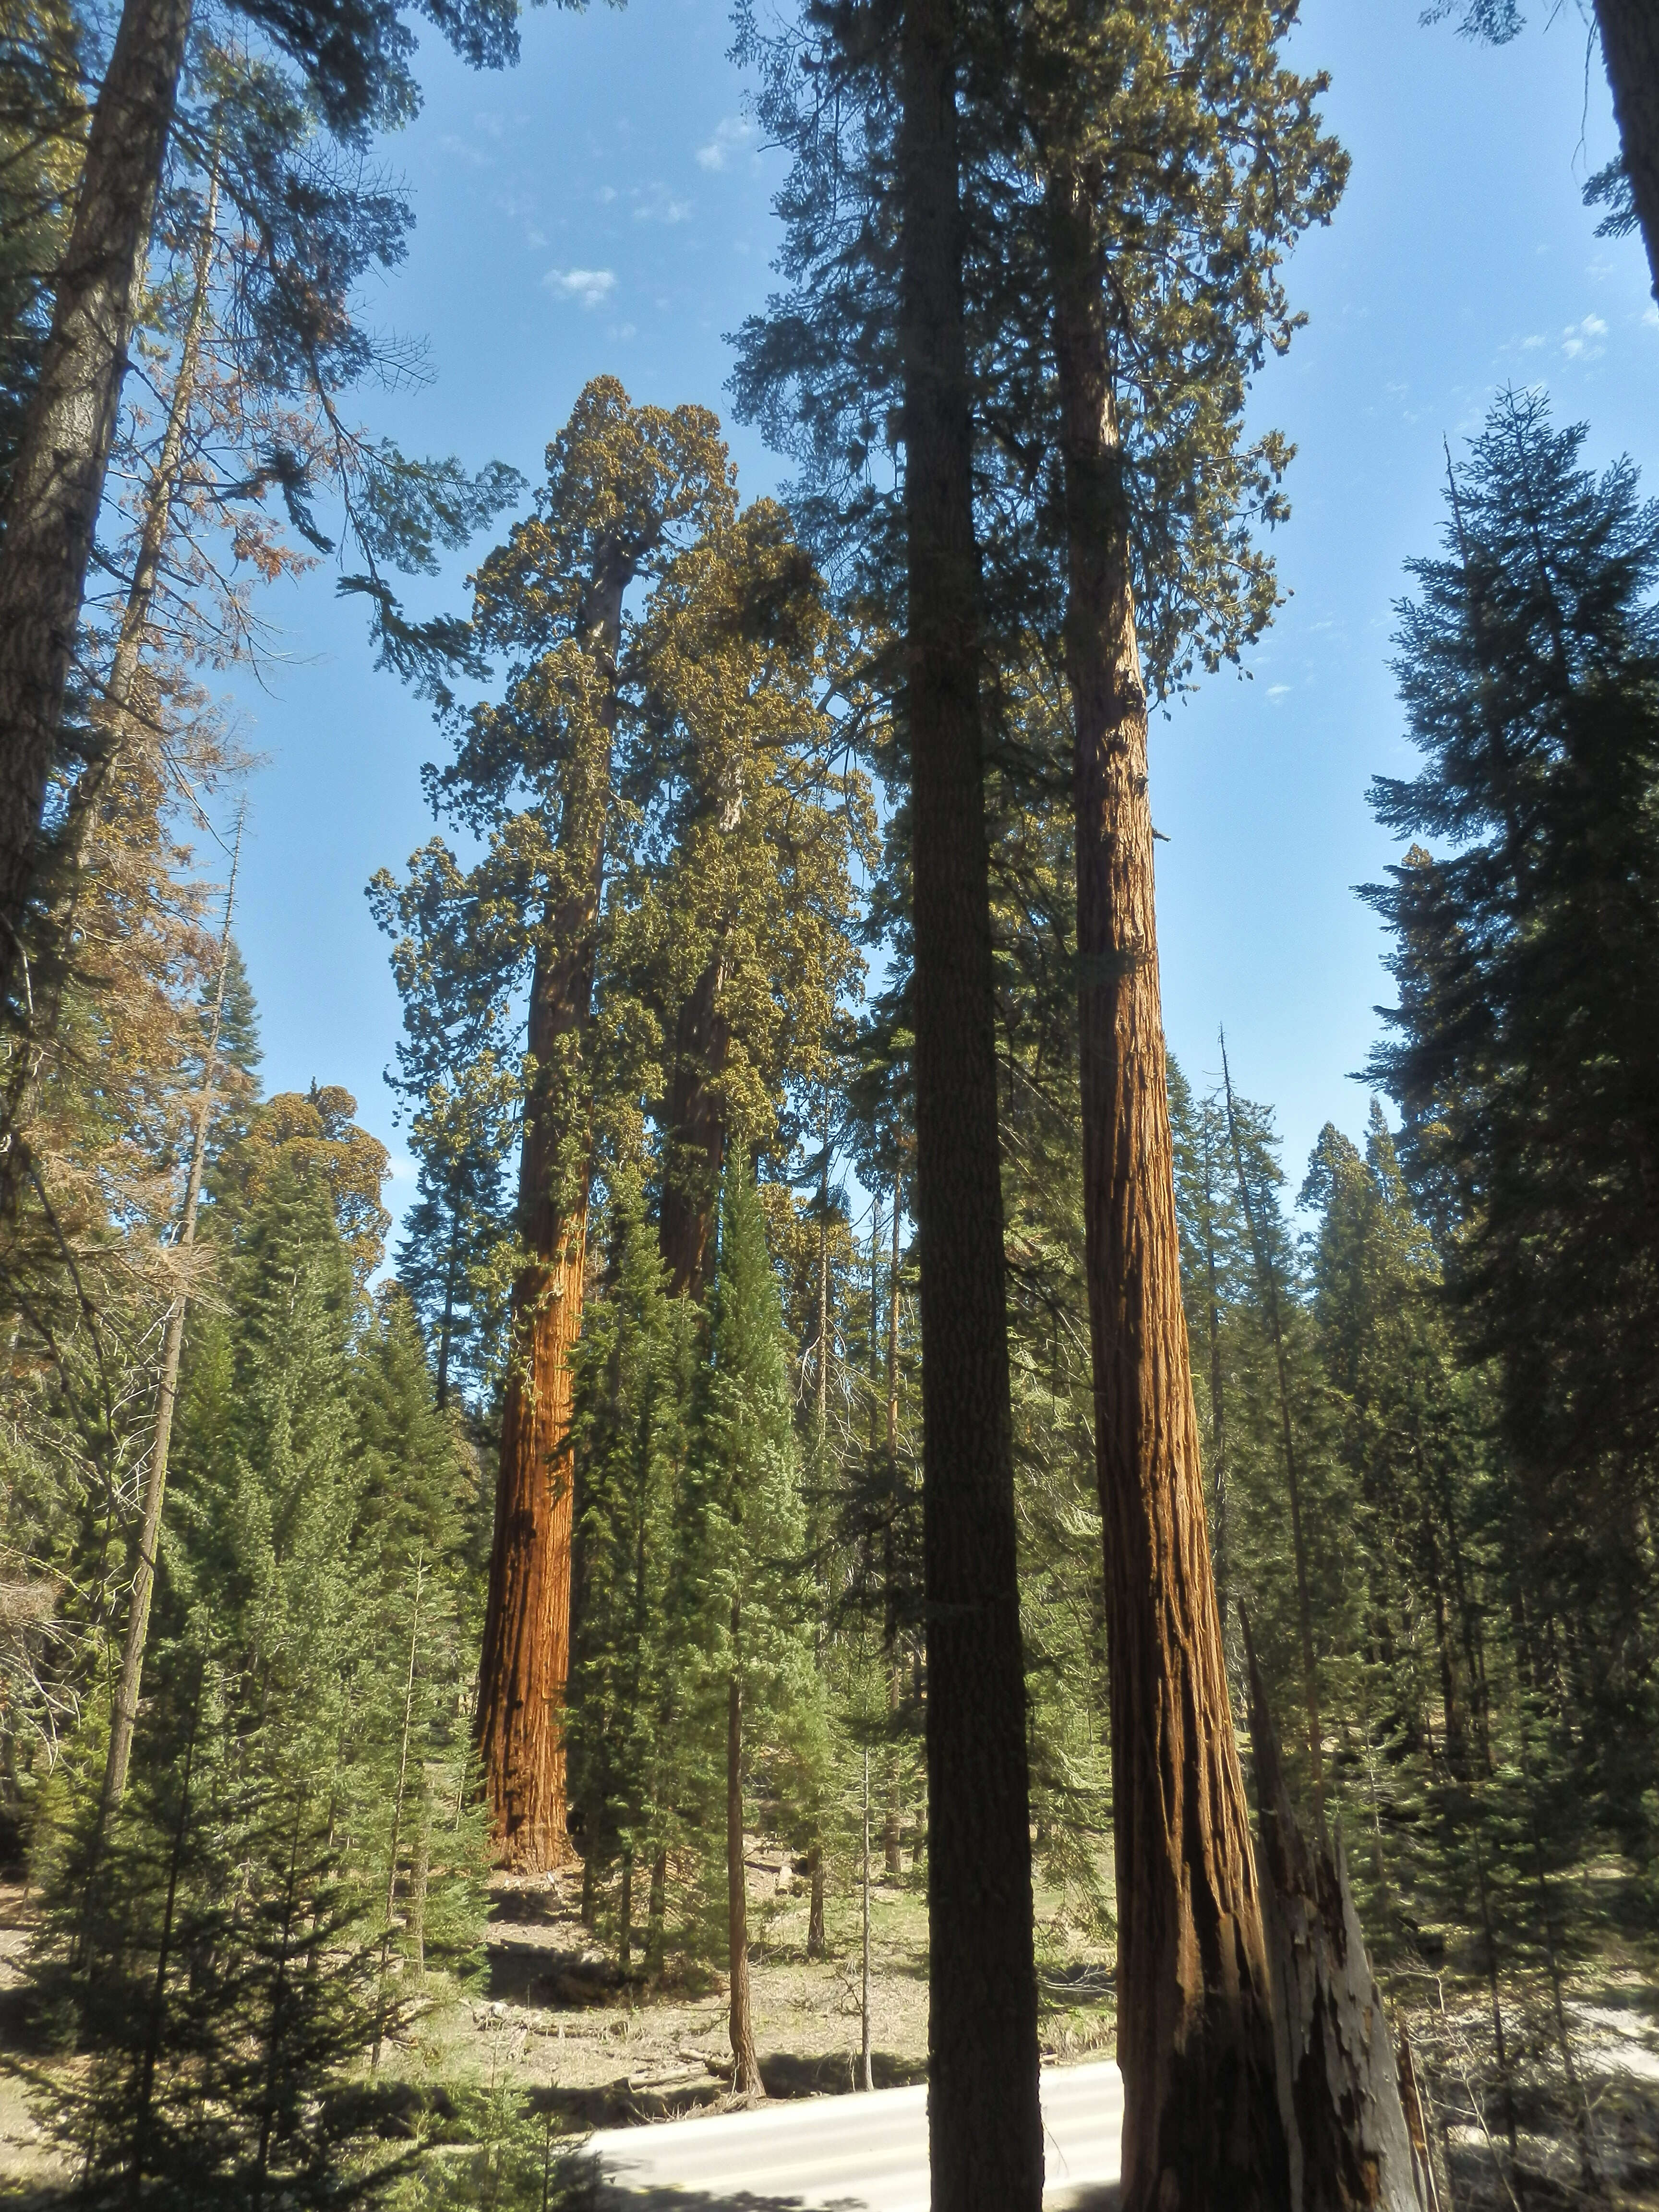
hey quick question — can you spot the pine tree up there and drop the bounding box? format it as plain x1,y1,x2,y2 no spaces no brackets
1367,386,1659,1860
680,1151,817,2096
565,1174,691,1974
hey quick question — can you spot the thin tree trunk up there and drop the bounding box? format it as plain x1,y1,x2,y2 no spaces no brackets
476,555,627,1872
1047,166,1286,2212
410,1786,430,1980
646,1847,667,1978
815,1111,830,1425
0,0,194,1006
860,1741,874,2092
805,1838,826,1960
435,1200,459,1411
883,1657,902,1875
1594,0,1659,301
726,1621,762,2097
100,814,241,1818
127,1682,198,2206
619,1849,634,1979
373,1552,424,2072
898,2,1043,2202
1222,1037,1326,1822
1470,1830,1520,2168
1199,1108,1231,1621
882,1190,904,1876
250,1801,306,2212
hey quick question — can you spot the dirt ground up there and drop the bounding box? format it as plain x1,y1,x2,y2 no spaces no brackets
0,1847,1118,2186
397,1843,1116,2128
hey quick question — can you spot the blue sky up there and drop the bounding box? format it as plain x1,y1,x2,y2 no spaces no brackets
215,0,1659,1237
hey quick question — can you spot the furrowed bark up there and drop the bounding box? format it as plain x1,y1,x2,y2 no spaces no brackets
898,1,1043,2204
1047,167,1287,2212
0,0,193,1006
1594,0,1659,301
476,561,625,1872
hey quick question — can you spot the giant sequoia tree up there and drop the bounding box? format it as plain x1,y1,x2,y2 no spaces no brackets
736,1,1345,2199
379,382,731,1871
1021,10,1343,2199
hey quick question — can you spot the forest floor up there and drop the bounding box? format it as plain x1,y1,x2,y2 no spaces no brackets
0,1842,1118,2193
398,1839,1117,2130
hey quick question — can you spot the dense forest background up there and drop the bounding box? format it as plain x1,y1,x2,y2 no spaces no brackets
0,0,1657,2208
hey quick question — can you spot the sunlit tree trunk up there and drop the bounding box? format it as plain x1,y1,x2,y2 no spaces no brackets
1048,166,1287,2212
477,557,625,1872
0,0,193,1008
727,1613,762,2096
898,1,1044,2202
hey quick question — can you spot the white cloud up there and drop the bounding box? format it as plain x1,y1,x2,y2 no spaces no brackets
1562,313,1609,359
633,184,691,224
1521,333,1545,350
1645,304,1659,329
595,184,617,204
1267,683,1292,700
697,115,756,171
544,266,616,308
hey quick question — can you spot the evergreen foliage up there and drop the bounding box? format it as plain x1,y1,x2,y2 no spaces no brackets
1368,386,1659,1863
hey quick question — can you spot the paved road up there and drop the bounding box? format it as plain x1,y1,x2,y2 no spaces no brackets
588,2060,1122,2211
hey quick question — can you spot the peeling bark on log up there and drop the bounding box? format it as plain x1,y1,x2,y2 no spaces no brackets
1242,1605,1426,2212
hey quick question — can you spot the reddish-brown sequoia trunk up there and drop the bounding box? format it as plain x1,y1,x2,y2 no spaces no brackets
0,0,193,1008
1048,170,1287,2211
898,2,1044,2203
476,562,625,1872
1594,0,1659,301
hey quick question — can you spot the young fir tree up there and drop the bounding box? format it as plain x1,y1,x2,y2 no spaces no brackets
36,1102,487,2203
565,1173,693,1976
679,1151,818,2096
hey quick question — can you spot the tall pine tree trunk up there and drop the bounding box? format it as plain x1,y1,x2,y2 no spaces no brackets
100,815,240,1818
1594,0,1659,301
1047,167,1287,2212
898,2,1043,2203
0,0,193,1007
727,1616,762,2097
477,562,625,1872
